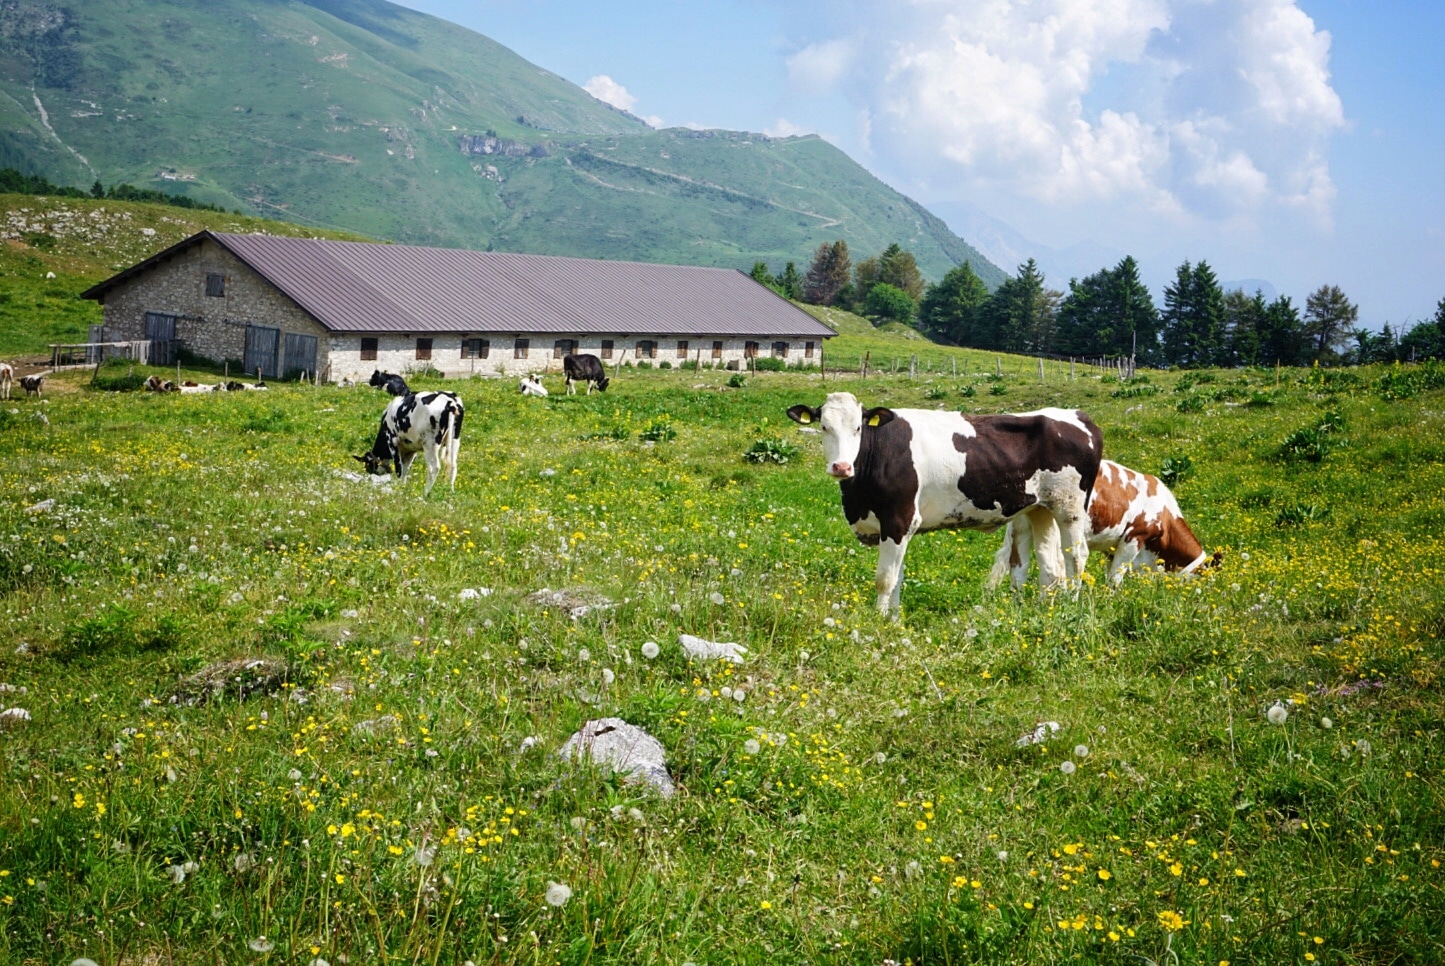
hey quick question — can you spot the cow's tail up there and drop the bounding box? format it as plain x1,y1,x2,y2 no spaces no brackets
441,400,463,489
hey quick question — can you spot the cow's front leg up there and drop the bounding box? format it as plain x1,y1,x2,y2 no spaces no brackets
876,535,910,617
421,444,441,497
396,451,415,482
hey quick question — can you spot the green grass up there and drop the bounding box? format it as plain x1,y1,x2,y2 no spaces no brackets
1,358,1442,965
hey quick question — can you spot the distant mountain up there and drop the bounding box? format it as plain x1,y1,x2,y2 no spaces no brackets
0,0,1003,284
925,201,1124,288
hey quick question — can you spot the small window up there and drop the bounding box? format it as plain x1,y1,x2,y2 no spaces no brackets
514,338,530,359
805,341,815,358
712,340,723,359
416,338,433,361
744,341,759,359
205,273,226,297
360,337,378,361
676,340,689,358
600,339,614,360
461,338,489,359
636,339,657,359
554,338,577,358
772,341,789,358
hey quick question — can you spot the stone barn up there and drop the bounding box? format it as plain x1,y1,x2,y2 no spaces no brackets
81,231,836,382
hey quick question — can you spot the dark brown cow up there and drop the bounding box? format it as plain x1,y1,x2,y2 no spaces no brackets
991,459,1220,587
787,391,1103,614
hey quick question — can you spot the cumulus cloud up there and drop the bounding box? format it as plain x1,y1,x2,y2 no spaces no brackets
793,0,1344,224
764,117,810,138
583,74,638,112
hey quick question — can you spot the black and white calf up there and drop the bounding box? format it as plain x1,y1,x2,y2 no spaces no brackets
563,353,610,395
19,374,44,397
368,369,411,396
787,392,1103,614
355,391,464,496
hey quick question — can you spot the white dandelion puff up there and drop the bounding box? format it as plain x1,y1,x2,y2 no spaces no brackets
545,881,572,907
577,648,591,663
1073,744,1089,758
709,592,725,606
1267,703,1289,725
413,846,436,867
248,936,274,953
744,739,761,755
1321,717,1333,729
601,668,615,685
1354,738,1372,754
997,850,1009,862
1059,760,1077,775
641,641,660,659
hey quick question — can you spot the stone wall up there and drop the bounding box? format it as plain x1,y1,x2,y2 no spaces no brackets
97,239,330,378
327,333,823,383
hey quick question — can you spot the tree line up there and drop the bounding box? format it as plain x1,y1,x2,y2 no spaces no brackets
0,167,230,213
749,240,1445,366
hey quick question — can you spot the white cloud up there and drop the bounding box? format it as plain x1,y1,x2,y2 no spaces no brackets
583,74,638,112
792,0,1344,225
764,117,810,138
641,115,665,129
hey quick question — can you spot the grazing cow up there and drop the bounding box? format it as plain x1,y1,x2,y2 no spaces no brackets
355,391,464,496
369,369,411,396
144,375,178,392
518,374,548,397
991,460,1221,588
19,374,44,397
0,362,12,400
563,353,610,395
787,392,1103,614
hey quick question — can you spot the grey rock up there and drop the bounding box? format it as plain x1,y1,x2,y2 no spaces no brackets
559,717,674,797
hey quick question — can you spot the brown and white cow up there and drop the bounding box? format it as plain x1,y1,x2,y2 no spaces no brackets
0,362,13,400
787,392,1104,614
989,459,1219,588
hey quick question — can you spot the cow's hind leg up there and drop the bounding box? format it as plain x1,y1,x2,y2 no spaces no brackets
1027,507,1065,594
988,519,1034,591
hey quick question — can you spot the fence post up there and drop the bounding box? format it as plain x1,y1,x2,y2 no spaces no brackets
996,356,1002,378
1038,356,1044,382
909,354,917,378
861,351,869,379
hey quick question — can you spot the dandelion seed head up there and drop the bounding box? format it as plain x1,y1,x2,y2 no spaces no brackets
248,937,274,953
1267,703,1289,725
1355,738,1372,754
744,739,761,755
696,688,711,702
997,850,1008,862
669,602,682,614
874,752,887,764
627,807,645,824
601,668,615,685
1073,744,1089,758
1060,760,1077,775
414,846,436,867
1321,717,1333,729
545,881,572,907
577,648,591,663
641,641,660,659
709,592,725,606
71,959,101,966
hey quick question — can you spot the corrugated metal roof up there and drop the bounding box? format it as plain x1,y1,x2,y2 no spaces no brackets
88,232,835,338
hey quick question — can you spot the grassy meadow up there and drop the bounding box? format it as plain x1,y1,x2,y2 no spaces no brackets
1,354,1443,966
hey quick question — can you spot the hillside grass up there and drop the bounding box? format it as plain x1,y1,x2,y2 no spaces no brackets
0,193,369,358
1,357,1442,965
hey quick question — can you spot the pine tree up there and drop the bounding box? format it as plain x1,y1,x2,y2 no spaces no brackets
918,262,990,345
1303,285,1359,362
878,243,925,301
778,261,802,300
1161,261,1226,367
1223,289,1268,367
1055,256,1160,362
1259,295,1306,367
981,259,1051,353
802,240,851,306
852,256,881,309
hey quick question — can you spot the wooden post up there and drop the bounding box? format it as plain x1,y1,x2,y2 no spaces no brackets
1070,357,1075,381
861,351,870,379
820,341,826,384
909,354,917,378
952,357,956,377
1038,356,1044,382
996,356,1002,378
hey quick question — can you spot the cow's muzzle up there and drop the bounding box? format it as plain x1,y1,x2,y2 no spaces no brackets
829,462,855,479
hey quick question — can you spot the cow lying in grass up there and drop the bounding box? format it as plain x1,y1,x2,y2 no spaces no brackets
990,459,1220,588
788,392,1103,614
519,375,548,397
145,375,178,392
355,391,464,496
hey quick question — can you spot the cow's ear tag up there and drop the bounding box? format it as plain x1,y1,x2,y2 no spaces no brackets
867,414,881,427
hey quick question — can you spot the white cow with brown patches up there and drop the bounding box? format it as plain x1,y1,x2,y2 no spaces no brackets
990,459,1220,588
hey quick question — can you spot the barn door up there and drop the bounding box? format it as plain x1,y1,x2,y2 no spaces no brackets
144,312,177,365
283,333,318,380
244,324,280,379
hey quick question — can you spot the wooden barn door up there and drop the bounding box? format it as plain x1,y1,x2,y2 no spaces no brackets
283,333,318,380
244,324,280,379
144,312,177,365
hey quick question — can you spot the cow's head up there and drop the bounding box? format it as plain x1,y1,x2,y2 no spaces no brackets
368,369,386,388
353,452,390,476
787,392,895,480
595,374,610,392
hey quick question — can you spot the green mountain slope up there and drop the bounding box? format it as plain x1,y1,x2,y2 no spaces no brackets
0,0,1004,284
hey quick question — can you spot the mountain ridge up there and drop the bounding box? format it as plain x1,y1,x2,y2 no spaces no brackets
0,0,1004,285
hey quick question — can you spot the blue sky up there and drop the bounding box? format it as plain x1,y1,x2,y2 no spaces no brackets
396,0,1444,329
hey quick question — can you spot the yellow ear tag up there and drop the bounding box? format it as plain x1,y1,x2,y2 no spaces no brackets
799,412,811,423
867,414,880,427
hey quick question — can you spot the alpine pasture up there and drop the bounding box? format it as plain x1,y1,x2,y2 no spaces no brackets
2,349,1443,965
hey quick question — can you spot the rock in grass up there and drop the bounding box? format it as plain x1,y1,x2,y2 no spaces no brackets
168,657,292,706
678,634,747,664
1015,721,1062,747
558,718,675,797
527,587,615,619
